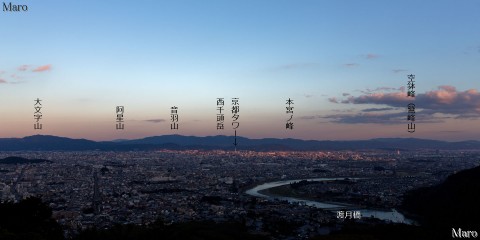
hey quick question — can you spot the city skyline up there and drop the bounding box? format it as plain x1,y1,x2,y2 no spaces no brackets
1,1,480,141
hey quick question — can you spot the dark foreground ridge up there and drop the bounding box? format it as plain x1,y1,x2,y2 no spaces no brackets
0,198,458,240
311,165,480,240
0,197,267,240
402,164,480,228
0,197,63,240
0,134,479,151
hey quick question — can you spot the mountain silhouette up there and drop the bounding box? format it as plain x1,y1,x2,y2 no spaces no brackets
402,165,480,228
0,134,479,151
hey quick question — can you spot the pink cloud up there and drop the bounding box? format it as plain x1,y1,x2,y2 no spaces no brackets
334,85,480,119
438,85,456,92
32,64,52,72
424,86,457,104
0,79,7,84
365,54,379,59
343,92,410,105
324,85,480,124
344,63,358,67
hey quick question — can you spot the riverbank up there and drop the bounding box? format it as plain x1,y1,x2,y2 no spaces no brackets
259,185,362,209
245,178,416,224
258,180,394,212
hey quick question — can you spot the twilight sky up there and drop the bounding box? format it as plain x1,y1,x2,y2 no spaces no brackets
1,0,479,141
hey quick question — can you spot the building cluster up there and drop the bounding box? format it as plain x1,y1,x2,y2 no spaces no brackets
0,150,479,238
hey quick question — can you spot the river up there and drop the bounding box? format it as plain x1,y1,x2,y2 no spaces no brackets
245,178,415,224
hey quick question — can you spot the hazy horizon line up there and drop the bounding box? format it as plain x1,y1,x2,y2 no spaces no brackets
1,134,477,143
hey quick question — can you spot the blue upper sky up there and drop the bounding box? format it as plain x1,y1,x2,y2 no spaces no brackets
1,0,479,141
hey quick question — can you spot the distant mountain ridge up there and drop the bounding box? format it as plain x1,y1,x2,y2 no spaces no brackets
0,134,478,151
